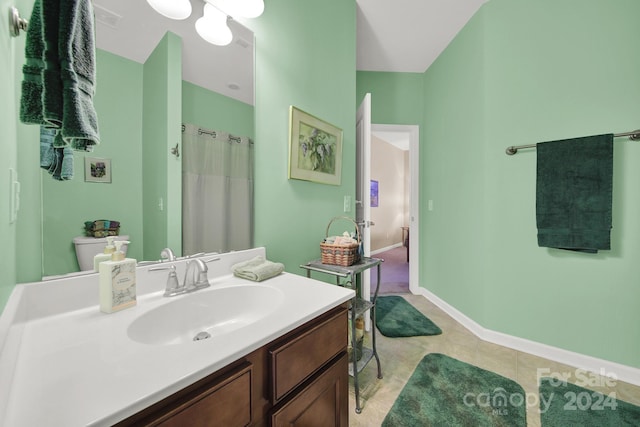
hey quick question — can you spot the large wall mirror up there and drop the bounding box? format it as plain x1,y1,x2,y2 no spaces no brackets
37,0,255,279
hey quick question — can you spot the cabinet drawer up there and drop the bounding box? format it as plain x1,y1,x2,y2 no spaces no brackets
271,352,349,427
270,307,347,403
150,362,252,427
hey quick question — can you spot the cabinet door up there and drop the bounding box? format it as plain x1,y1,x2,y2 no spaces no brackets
271,353,348,427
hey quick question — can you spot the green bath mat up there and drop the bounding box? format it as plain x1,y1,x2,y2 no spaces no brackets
539,377,640,426
375,295,442,337
383,353,527,426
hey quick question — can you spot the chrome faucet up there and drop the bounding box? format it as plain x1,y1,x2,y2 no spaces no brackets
183,258,210,292
150,258,213,297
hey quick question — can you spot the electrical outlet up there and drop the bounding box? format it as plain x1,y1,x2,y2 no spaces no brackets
343,195,351,213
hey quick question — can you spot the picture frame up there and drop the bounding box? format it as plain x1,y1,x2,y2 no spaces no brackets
84,157,112,183
371,180,379,207
288,106,343,185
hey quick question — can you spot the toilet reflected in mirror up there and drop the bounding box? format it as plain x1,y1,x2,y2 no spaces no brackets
73,236,129,271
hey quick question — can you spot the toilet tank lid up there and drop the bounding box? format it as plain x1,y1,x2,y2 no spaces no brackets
73,235,130,245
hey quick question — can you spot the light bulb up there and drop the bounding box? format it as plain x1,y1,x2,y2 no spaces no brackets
195,4,233,46
147,0,192,20
206,0,264,19
233,0,264,18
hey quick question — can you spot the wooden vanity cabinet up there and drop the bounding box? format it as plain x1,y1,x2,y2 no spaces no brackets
115,304,348,427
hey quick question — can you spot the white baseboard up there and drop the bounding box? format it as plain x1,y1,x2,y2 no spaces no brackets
371,243,403,255
414,287,640,387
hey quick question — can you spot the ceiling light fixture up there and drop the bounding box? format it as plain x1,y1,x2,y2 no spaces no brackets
195,3,233,46
146,0,192,20
146,0,264,46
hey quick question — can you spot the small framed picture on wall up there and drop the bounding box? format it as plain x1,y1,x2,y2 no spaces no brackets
84,157,112,183
371,180,379,207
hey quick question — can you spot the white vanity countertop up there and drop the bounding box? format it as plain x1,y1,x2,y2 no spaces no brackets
0,248,354,427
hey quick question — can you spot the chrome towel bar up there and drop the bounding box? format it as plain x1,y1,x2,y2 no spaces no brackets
505,129,640,155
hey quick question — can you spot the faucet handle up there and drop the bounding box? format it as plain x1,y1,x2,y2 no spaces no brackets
151,264,185,297
164,268,183,297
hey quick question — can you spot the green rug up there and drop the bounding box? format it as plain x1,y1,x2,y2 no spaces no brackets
375,295,442,337
539,377,640,426
383,353,527,427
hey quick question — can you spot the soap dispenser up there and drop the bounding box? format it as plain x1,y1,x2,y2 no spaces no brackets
98,240,137,313
93,236,116,271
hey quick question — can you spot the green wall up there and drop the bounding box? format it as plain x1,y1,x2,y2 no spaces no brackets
252,0,356,274
421,9,489,328
421,0,640,368
142,32,182,261
182,81,254,138
0,1,27,306
12,0,41,285
356,71,423,126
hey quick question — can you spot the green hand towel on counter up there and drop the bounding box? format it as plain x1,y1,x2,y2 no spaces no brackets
536,134,613,253
232,256,285,282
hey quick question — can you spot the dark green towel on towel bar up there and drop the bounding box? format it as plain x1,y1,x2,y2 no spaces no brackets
536,134,613,253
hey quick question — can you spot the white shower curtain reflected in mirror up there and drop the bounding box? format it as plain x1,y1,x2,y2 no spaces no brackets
182,123,254,255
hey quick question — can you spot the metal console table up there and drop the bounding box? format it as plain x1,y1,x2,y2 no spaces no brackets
300,257,383,414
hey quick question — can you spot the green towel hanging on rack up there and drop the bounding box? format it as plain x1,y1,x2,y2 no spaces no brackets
536,134,613,253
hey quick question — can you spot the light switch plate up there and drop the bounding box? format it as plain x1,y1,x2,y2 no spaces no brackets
343,195,351,212
9,168,20,224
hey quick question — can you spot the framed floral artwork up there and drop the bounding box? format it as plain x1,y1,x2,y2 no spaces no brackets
288,106,343,185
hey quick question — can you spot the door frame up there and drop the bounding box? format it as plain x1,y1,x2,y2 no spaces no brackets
356,94,372,329
371,124,420,293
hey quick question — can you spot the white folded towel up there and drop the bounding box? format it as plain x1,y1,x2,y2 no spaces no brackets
231,256,284,282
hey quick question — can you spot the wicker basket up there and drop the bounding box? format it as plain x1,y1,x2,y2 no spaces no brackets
320,216,361,266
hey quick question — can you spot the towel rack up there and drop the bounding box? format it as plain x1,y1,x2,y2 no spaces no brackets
505,129,640,155
9,6,28,37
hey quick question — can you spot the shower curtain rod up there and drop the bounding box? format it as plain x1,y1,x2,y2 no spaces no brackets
505,129,640,155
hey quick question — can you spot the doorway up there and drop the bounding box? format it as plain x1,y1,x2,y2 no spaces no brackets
369,124,419,294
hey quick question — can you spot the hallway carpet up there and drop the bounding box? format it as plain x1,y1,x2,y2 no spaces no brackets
371,246,409,294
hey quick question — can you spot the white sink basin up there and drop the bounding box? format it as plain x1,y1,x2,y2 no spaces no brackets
127,284,285,345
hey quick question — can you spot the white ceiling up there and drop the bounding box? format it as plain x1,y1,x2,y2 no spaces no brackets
93,0,486,115
356,0,487,73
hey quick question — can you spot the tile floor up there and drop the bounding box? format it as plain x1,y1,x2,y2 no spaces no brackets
347,293,640,426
